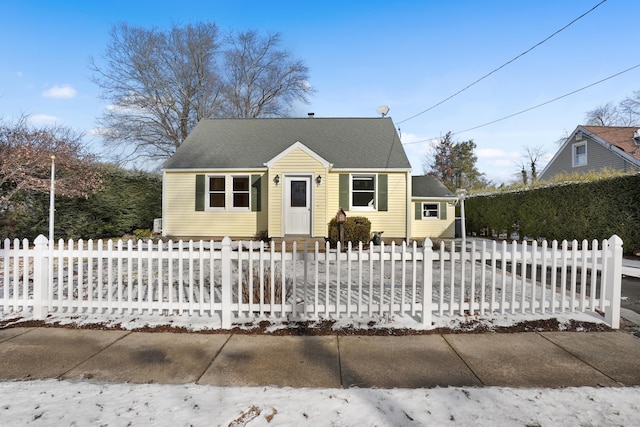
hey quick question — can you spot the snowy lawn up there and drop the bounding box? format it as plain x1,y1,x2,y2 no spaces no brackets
1,380,638,426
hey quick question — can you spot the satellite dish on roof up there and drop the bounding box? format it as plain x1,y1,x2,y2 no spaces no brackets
376,105,390,117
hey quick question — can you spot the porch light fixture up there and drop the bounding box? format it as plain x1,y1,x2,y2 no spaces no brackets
273,174,280,186
316,175,322,186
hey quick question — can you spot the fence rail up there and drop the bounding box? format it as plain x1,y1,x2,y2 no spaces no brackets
0,234,623,329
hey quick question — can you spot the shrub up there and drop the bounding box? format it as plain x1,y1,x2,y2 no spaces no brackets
133,229,154,239
327,216,371,247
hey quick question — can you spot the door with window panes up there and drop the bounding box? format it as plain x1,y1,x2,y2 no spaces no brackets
284,176,311,235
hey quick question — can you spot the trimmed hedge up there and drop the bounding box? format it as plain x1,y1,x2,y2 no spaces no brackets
1,164,162,241
328,216,372,247
465,174,640,255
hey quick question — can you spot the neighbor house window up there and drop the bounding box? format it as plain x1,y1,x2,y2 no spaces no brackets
232,176,250,209
422,203,439,219
573,142,587,167
208,176,225,208
351,175,376,209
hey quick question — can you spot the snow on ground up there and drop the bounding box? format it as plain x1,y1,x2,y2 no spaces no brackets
1,380,638,426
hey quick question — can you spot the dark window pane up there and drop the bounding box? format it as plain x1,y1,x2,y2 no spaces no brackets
233,193,249,207
352,192,374,207
233,177,249,191
210,193,225,208
290,181,306,207
423,203,438,217
209,177,225,191
352,177,374,190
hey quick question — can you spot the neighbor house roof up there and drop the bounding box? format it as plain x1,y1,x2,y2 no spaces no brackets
411,175,456,199
581,126,640,162
163,117,411,170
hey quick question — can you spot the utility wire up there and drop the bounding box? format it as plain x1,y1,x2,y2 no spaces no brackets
397,0,608,125
402,63,640,145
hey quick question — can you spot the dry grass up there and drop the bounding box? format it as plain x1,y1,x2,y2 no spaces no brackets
240,264,293,304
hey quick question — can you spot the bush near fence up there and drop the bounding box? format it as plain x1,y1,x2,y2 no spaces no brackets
327,216,372,247
465,173,640,255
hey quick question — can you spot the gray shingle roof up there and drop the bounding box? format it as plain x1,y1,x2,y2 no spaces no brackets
411,175,455,198
163,117,411,170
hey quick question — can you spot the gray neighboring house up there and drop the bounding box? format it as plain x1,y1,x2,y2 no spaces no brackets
539,125,640,181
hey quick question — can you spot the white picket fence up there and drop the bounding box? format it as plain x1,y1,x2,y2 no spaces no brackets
0,234,623,329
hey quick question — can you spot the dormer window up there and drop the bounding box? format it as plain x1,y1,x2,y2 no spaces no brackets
572,142,587,167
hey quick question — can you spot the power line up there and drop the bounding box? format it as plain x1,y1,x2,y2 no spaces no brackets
402,63,640,145
397,0,608,125
455,64,640,135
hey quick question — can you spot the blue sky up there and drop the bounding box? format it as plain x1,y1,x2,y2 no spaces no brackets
2,0,639,184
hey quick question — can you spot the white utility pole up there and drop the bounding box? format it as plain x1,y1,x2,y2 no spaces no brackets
49,155,55,246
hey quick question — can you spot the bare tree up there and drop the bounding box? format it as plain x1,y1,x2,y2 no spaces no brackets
0,115,102,214
220,30,314,118
516,145,546,185
91,22,222,162
584,93,640,127
619,90,640,126
584,102,620,126
91,23,313,165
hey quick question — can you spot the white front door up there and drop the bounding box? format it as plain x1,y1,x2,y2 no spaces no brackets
284,176,311,235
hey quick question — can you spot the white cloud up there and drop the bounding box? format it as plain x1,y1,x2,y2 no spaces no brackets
16,71,23,78
41,84,77,99
29,114,60,125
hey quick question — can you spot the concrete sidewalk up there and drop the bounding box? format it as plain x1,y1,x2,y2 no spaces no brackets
0,327,639,389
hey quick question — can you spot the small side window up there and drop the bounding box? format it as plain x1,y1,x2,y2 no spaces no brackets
573,142,587,167
422,202,439,219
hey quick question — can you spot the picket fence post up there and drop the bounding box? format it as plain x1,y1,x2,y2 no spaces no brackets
220,236,232,329
604,235,623,329
32,235,49,319
422,238,433,327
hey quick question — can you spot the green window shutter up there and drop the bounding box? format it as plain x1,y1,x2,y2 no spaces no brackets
439,201,447,220
415,202,422,220
195,174,205,211
339,174,349,210
251,174,261,212
378,174,388,211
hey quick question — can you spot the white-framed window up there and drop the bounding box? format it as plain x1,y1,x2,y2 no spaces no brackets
573,142,587,167
207,175,226,209
351,174,376,210
205,174,251,210
232,175,250,209
422,203,439,219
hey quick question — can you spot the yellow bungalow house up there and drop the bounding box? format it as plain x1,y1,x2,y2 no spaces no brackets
162,117,456,242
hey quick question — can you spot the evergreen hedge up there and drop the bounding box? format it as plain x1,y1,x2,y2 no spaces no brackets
465,174,640,255
1,164,162,241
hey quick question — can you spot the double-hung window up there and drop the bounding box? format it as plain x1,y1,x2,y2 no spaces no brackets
573,142,587,167
208,176,225,209
422,203,439,219
351,174,376,209
232,176,250,209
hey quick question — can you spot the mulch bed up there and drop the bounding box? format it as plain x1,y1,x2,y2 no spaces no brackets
0,316,617,336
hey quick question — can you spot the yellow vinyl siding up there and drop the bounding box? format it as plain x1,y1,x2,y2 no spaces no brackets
164,172,267,238
267,147,328,238
410,202,455,240
327,172,408,238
